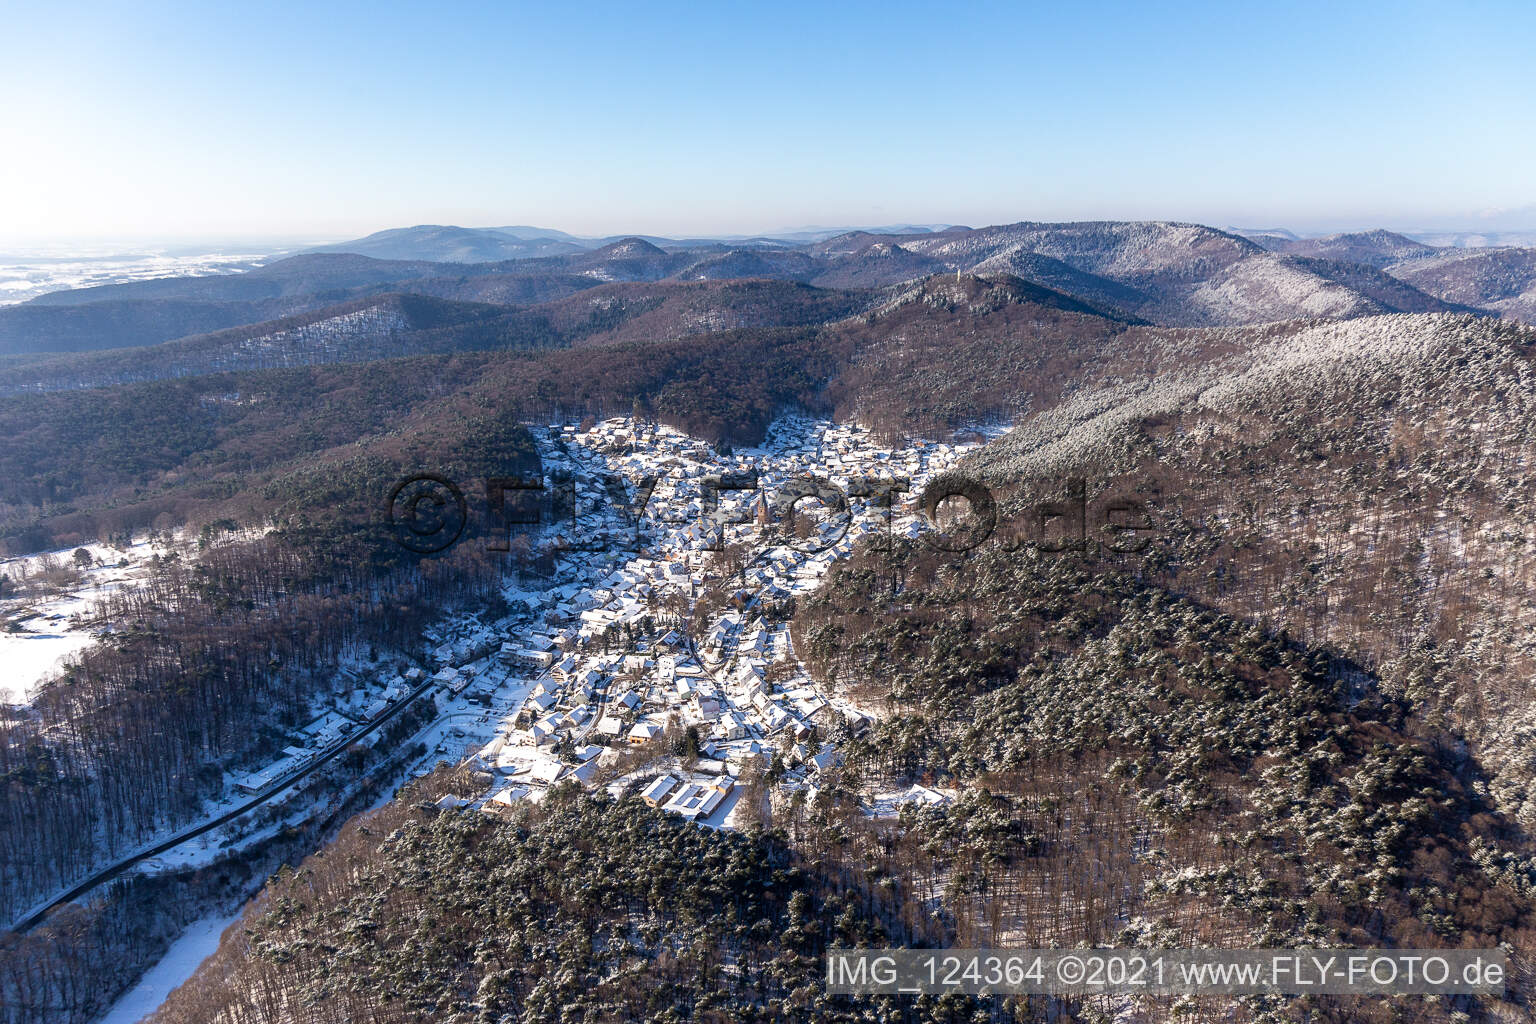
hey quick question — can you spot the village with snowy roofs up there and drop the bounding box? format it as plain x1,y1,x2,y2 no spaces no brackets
413,415,977,829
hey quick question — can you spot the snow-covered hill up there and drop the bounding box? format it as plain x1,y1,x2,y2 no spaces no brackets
967,311,1536,826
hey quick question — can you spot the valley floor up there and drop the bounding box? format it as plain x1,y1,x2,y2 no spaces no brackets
413,414,981,826
95,912,240,1024
19,414,991,1023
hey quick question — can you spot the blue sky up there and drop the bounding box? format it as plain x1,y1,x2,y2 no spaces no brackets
3,0,1534,242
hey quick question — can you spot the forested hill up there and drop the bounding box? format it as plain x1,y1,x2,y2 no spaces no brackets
0,279,882,394
958,312,1536,837
111,307,1536,1024
6,232,1536,1023
148,550,1534,1023
0,274,1129,554
8,218,1535,361
145,779,937,1024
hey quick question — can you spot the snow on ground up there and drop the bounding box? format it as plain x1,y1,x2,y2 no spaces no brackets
0,249,284,306
32,414,999,1023
97,911,242,1024
455,414,984,825
0,632,95,703
0,535,187,704
864,784,954,819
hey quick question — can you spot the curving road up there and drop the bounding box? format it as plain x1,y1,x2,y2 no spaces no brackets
6,673,443,934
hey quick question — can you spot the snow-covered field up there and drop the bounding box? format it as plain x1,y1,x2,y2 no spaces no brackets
0,536,182,704
0,632,96,704
0,248,288,305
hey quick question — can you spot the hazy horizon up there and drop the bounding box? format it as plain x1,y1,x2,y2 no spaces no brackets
7,214,1536,254
7,5,1536,1024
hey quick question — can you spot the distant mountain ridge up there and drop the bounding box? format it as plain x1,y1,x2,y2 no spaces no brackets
1243,228,1440,266
0,279,886,392
6,218,1536,357
305,225,588,262
1235,226,1536,323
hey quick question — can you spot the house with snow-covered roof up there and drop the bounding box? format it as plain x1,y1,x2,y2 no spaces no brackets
628,721,663,745
529,713,562,744
530,759,565,784
641,775,678,807
483,785,530,812
661,775,734,821
716,712,749,741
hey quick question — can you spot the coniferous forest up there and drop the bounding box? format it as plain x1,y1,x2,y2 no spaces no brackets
4,224,1536,1023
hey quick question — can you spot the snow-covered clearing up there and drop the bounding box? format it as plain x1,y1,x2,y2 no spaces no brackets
97,912,242,1024
0,535,186,704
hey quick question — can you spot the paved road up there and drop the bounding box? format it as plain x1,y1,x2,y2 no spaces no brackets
7,673,442,934
10,538,774,931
